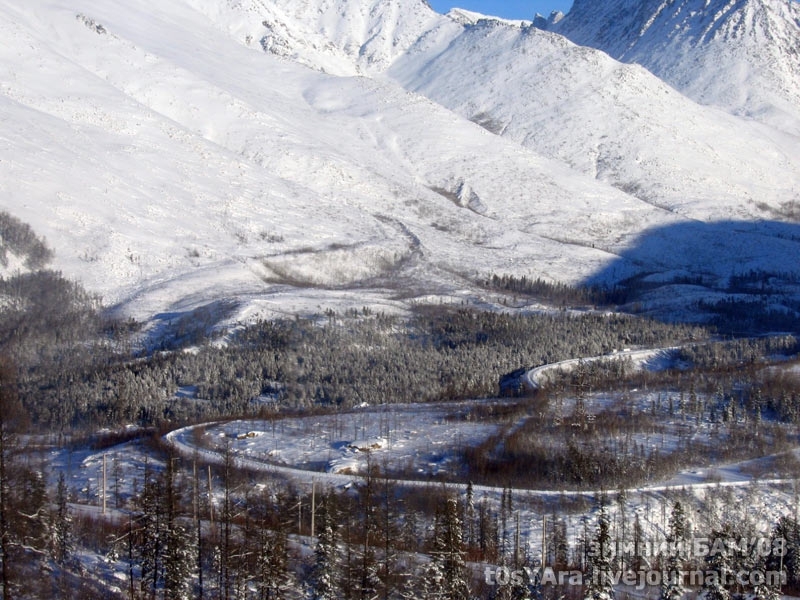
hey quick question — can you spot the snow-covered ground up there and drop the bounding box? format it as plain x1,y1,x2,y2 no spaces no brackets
553,0,800,135
1,0,800,327
160,387,799,492
157,391,800,561
40,352,800,580
171,401,503,479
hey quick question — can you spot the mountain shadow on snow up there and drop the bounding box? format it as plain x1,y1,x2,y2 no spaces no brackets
583,219,800,332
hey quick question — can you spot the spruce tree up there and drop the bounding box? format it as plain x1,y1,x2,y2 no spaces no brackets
753,541,781,600
773,516,800,588
511,560,541,600
478,495,498,562
18,466,50,560
550,517,569,570
428,496,470,600
752,576,781,600
584,500,614,600
253,493,294,600
357,461,381,600
703,523,738,600
51,472,73,566
0,359,26,598
378,466,399,599
309,496,340,600
140,462,164,599
464,481,476,554
163,457,193,600
419,552,446,600
660,501,687,600
266,523,294,599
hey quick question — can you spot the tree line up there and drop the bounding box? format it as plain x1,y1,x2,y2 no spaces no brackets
11,302,703,432
4,432,799,600
461,336,800,490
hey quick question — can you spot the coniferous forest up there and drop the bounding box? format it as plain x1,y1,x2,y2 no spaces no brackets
3,213,800,599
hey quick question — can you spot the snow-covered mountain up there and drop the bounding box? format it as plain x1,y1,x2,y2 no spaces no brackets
182,0,444,75
391,19,800,221
550,0,800,135
1,0,800,325
0,0,655,320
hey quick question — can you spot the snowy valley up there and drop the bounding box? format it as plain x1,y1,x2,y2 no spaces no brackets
1,0,799,324
2,0,800,598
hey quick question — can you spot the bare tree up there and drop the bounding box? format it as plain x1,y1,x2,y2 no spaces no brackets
0,357,26,599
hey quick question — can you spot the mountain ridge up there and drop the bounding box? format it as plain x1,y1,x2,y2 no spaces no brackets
1,0,800,325
1,0,669,321
391,16,800,219
550,0,800,134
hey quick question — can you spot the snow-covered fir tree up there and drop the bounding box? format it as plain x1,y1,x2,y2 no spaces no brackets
752,543,782,600
584,499,614,600
511,558,541,600
773,516,800,588
255,515,294,600
703,526,733,600
163,457,193,600
139,463,164,597
464,481,476,552
163,520,193,600
752,577,781,600
660,501,687,600
427,495,470,600
419,551,447,600
51,471,73,566
309,496,340,600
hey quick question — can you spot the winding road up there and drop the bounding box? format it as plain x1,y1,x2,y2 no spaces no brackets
163,340,798,503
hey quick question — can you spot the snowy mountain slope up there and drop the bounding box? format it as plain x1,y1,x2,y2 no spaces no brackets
443,7,532,27
3,0,800,324
551,0,800,135
178,0,445,75
0,0,687,321
391,19,800,221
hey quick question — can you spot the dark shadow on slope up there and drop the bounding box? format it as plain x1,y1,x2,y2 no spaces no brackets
581,220,800,334
146,299,240,352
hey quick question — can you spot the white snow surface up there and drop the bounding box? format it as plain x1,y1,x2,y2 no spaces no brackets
174,402,500,479
523,347,680,390
392,18,800,221
2,0,800,323
553,0,800,135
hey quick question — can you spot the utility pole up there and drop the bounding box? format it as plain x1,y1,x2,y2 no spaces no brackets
102,453,107,515
207,465,214,525
194,461,204,599
542,515,547,568
311,479,316,539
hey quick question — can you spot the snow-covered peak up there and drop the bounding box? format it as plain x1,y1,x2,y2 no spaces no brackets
269,0,440,68
532,10,564,30
392,19,800,222
558,0,799,57
184,0,443,74
553,0,800,134
445,8,492,25
445,7,531,27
